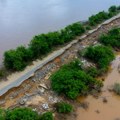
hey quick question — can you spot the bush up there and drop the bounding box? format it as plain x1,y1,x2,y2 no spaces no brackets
0,109,6,120
84,45,115,70
39,112,53,120
50,59,102,99
56,102,73,113
85,26,91,30
109,5,117,13
113,83,120,95
89,11,109,26
117,6,120,10
99,28,120,49
4,22,85,71
0,108,55,120
86,67,99,77
0,69,6,78
3,5,120,71
88,5,120,26
6,108,39,120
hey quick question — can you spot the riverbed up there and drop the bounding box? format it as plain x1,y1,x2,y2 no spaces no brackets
77,55,120,120
0,0,120,64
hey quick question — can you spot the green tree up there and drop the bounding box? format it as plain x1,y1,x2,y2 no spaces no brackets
4,49,27,71
39,112,53,120
0,109,6,120
84,45,115,70
51,60,102,99
29,35,49,58
56,102,73,113
6,108,39,120
109,5,117,13
46,32,64,46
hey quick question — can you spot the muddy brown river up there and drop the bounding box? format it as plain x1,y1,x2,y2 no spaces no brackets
77,55,120,120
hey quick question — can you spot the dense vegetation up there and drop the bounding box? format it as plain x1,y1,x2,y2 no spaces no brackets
88,5,120,26
39,112,53,120
50,59,102,99
84,45,115,72
99,28,120,49
4,23,85,71
55,102,73,113
0,108,54,120
3,5,120,71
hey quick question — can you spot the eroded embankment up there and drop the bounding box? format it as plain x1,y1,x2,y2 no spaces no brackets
0,14,120,112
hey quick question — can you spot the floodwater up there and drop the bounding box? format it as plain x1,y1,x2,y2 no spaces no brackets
77,55,120,120
0,0,120,64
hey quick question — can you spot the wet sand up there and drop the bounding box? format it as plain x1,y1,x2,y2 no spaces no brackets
77,55,120,120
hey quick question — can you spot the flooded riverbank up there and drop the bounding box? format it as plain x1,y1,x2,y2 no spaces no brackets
77,55,120,120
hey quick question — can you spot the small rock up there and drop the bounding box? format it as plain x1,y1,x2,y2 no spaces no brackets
48,96,58,103
80,102,89,110
33,108,37,111
39,83,48,89
42,103,49,110
32,78,36,82
103,97,108,103
102,78,105,81
95,110,100,114
29,73,34,78
40,88,45,93
19,99,26,105
45,76,49,80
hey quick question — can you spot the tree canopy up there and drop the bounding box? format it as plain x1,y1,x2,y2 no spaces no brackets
88,5,120,26
84,45,115,71
0,108,54,120
99,28,120,49
50,60,102,99
3,5,120,71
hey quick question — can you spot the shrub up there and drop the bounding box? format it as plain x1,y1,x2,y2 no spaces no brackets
86,67,99,77
85,26,91,30
109,5,117,13
99,28,120,49
50,59,102,99
89,11,109,26
113,83,120,95
39,112,53,120
117,6,120,10
6,108,39,120
4,22,85,71
56,102,73,113
88,5,120,26
0,108,54,120
0,69,6,78
84,45,115,70
3,5,120,71
0,109,6,120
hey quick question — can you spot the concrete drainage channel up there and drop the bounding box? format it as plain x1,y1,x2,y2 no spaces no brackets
0,14,120,110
